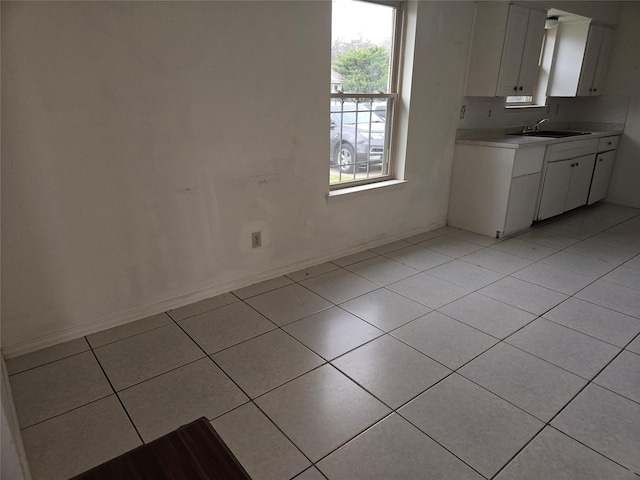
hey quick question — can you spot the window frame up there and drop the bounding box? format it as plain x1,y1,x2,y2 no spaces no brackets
329,0,405,190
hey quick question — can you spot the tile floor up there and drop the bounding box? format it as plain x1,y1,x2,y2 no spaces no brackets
7,202,640,480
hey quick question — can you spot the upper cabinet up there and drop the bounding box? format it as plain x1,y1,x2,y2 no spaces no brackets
464,3,546,97
547,22,616,97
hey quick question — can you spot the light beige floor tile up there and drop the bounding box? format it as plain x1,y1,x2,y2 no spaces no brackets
478,277,567,315
293,467,326,480
433,226,461,234
511,262,594,295
331,250,378,267
300,269,378,304
426,260,504,290
403,230,443,244
179,301,276,354
384,245,452,271
439,293,535,339
339,288,430,332
345,256,419,286
286,262,340,282
490,238,557,261
419,236,483,258
369,239,413,255
543,298,640,348
94,323,204,390
461,248,533,275
10,351,112,428
516,229,581,249
622,254,640,270
448,229,502,246
332,335,451,409
540,221,602,240
245,284,333,326
460,343,586,421
6,337,90,375
400,374,543,478
119,358,247,442
167,292,239,321
594,351,640,403
539,250,617,277
565,238,636,265
21,395,141,480
602,266,640,291
387,273,471,310
232,276,294,300
506,319,620,379
576,280,640,318
255,365,390,462
87,313,172,348
590,231,640,254
392,312,497,370
318,414,484,480
212,403,311,480
495,427,637,480
552,384,640,474
627,335,640,354
283,307,383,361
213,329,324,398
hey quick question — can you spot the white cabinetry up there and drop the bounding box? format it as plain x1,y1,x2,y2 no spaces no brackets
548,22,615,97
588,135,619,204
536,138,598,220
465,3,546,97
448,144,545,237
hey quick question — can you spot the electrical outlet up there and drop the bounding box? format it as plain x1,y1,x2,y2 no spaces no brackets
488,107,492,118
459,105,466,120
251,231,262,248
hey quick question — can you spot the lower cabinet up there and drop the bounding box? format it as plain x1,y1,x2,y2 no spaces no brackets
588,136,618,204
448,144,545,237
536,138,599,221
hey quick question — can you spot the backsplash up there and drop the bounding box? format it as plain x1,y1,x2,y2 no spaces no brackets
459,95,631,130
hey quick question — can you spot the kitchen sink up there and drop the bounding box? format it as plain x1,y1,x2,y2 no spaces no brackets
509,130,592,138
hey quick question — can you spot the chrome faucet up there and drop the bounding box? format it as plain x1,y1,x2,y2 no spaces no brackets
523,118,549,133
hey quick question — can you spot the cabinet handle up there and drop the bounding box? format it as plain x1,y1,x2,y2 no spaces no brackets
519,86,523,91
599,158,603,162
570,163,575,167
576,162,579,166
589,88,592,92
513,86,518,92
608,142,612,146
594,88,598,92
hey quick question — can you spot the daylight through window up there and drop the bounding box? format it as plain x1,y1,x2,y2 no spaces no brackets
330,0,403,188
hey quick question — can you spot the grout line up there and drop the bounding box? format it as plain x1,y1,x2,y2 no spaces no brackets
88,348,145,445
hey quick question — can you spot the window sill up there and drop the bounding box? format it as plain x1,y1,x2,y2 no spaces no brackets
328,179,407,198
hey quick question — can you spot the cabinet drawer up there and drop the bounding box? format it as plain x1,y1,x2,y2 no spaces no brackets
597,135,619,152
547,138,598,161
513,145,545,177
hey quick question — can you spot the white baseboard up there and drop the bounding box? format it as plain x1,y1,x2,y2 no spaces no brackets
2,222,444,358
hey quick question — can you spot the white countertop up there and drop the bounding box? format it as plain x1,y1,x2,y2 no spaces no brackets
456,130,621,149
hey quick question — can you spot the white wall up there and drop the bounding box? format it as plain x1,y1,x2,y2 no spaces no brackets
1,1,475,354
603,1,640,207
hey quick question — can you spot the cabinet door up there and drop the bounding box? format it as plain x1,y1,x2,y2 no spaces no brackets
538,160,572,221
565,154,596,211
588,150,616,205
517,8,546,96
505,173,541,235
496,4,529,97
590,27,615,96
577,25,604,96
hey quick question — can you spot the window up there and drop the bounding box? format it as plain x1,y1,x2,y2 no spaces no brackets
505,20,557,108
330,0,404,188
